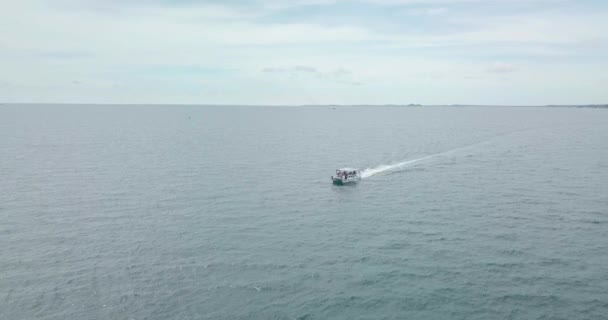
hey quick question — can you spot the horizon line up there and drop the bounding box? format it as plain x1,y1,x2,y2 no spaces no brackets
2,102,607,108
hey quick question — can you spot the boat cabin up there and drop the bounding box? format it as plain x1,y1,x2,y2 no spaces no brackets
336,169,358,178
332,168,361,185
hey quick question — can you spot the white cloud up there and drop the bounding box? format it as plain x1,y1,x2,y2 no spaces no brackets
485,62,517,74
0,0,607,104
404,7,448,15
363,0,566,4
261,66,360,85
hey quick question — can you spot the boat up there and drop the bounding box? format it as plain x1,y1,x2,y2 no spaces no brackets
331,168,361,185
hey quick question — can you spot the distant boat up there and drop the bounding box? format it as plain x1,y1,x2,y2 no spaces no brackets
331,168,361,185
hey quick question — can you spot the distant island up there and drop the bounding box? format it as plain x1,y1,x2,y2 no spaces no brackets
545,104,608,109
1,103,607,108
310,104,608,108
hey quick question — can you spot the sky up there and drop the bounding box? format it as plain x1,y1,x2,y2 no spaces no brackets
1,0,607,105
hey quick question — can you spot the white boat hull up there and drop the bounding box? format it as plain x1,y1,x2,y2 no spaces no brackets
332,175,361,185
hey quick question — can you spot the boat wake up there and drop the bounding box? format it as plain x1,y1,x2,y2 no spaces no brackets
360,156,432,178
360,141,486,179
359,126,549,179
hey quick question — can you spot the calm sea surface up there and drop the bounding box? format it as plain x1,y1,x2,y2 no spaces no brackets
1,105,607,319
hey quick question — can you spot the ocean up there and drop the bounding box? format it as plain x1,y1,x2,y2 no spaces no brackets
1,104,607,319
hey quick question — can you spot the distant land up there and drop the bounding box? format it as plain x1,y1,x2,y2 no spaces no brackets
306,104,608,108
1,103,607,108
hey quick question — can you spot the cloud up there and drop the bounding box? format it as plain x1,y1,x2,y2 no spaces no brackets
331,68,352,77
32,50,94,60
337,80,363,86
404,7,448,15
262,67,285,73
261,66,361,85
485,62,517,74
293,66,318,73
363,0,566,4
1,0,607,104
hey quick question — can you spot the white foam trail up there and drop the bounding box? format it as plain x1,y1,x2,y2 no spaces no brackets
359,127,551,179
359,142,483,179
360,156,432,178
